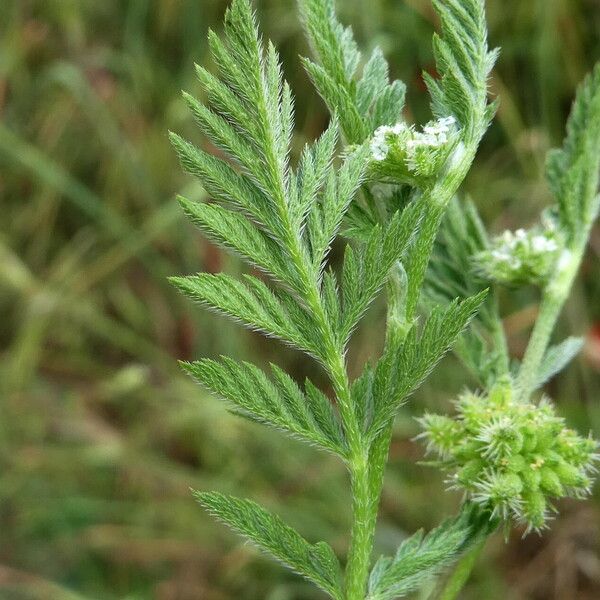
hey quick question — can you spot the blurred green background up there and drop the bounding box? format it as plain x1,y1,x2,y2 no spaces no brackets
1,0,600,598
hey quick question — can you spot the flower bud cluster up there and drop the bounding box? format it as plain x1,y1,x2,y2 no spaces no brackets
369,117,458,184
418,380,598,533
474,225,560,286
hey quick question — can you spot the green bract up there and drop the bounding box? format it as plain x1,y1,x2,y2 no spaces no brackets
419,380,598,532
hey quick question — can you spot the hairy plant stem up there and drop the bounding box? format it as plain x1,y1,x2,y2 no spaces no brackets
344,136,486,598
346,452,375,599
516,241,585,401
404,138,481,319
345,263,411,599
489,294,511,376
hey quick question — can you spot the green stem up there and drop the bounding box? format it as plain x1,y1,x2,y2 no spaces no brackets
343,114,488,600
344,262,412,599
404,138,481,323
489,294,511,377
346,452,376,599
345,407,396,600
516,244,582,401
435,539,486,600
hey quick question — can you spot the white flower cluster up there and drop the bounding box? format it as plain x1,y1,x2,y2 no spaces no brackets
475,226,561,286
370,123,408,161
491,229,558,268
370,116,456,167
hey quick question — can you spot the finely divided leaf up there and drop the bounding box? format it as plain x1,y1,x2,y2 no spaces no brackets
368,291,487,438
172,0,369,362
341,201,422,342
366,514,472,600
307,143,370,272
302,59,367,144
292,119,339,233
425,198,508,383
183,358,346,455
176,195,296,285
533,336,584,391
196,491,343,599
546,63,600,240
170,273,319,357
427,0,498,134
298,0,406,141
425,198,489,306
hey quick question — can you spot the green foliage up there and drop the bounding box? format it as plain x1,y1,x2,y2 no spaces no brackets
4,0,600,597
426,0,499,136
170,0,369,310
298,0,406,143
534,336,585,391
516,60,600,401
195,491,344,599
367,513,473,600
546,63,600,242
183,358,346,455
387,0,499,334
169,0,599,598
367,291,487,438
340,202,422,342
425,198,509,385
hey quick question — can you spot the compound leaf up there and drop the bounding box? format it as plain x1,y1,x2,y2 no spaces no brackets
366,513,472,600
533,336,584,391
298,0,405,142
184,358,346,455
428,0,498,135
546,63,600,241
170,273,319,357
196,492,344,599
341,201,422,342
368,291,487,438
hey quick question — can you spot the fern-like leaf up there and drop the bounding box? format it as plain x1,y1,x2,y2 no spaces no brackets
368,291,487,439
425,198,508,384
195,491,344,599
546,63,600,241
183,358,346,455
366,503,500,600
170,273,322,357
533,336,584,391
171,0,369,361
341,201,422,342
298,0,406,142
366,514,472,600
426,0,498,136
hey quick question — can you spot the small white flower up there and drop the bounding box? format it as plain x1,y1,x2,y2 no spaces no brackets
391,122,408,135
369,116,458,176
370,128,390,161
531,235,558,253
475,225,562,285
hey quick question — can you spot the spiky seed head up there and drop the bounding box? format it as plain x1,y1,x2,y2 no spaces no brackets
418,378,598,533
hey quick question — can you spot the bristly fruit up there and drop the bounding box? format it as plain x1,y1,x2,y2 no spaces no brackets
419,378,598,533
